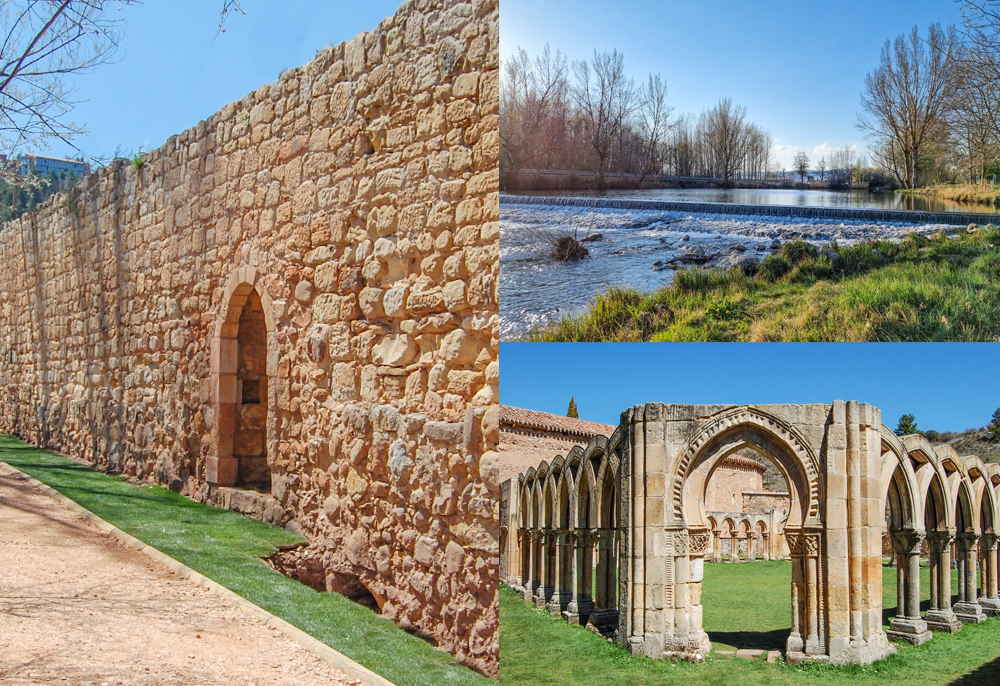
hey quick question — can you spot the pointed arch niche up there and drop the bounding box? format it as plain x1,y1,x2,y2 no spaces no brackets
208,267,277,492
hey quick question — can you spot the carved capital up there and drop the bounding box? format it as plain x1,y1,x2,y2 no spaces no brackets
926,531,954,552
981,533,998,552
890,531,925,556
689,531,711,555
672,530,689,555
786,530,821,557
955,532,980,553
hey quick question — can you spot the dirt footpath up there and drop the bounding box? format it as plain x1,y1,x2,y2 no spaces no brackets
0,463,361,686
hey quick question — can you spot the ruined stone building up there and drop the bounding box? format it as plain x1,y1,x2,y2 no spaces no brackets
502,402,1000,666
499,404,791,577
498,404,615,579
0,0,499,676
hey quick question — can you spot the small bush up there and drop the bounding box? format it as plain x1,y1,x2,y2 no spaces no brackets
782,240,818,264
757,254,791,282
553,234,588,260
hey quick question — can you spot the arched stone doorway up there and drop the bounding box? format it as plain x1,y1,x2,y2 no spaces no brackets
207,268,276,493
616,402,893,666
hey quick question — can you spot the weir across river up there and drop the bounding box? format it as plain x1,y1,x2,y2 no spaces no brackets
501,194,1000,226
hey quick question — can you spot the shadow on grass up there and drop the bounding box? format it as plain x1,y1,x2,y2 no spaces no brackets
707,628,788,652
949,654,1000,685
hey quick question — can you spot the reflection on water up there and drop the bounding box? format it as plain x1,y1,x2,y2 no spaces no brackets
519,187,998,214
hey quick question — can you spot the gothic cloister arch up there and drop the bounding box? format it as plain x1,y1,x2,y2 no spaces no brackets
208,266,277,491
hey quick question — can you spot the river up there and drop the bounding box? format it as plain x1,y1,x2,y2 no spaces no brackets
517,187,997,214
499,199,956,340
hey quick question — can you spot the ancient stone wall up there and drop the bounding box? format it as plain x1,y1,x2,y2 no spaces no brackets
704,460,763,511
0,0,499,676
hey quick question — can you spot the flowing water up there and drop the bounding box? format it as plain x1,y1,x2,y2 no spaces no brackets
500,201,955,340
518,187,998,214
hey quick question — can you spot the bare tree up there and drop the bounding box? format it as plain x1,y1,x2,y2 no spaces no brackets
573,48,637,185
0,1,138,158
817,156,827,180
500,44,571,175
793,151,810,181
636,71,672,183
217,1,246,33
856,23,959,188
701,97,748,183
829,146,858,188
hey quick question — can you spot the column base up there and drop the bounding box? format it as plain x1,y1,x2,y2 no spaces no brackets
887,617,933,645
546,591,572,616
563,598,595,625
533,584,553,608
660,629,712,662
827,632,895,665
954,602,987,624
587,608,619,630
925,608,963,632
978,597,1000,616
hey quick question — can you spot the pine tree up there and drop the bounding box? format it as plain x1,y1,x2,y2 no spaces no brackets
567,396,579,419
895,414,918,436
989,408,1000,442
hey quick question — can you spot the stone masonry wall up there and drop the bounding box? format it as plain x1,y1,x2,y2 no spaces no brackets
704,462,763,511
0,0,498,676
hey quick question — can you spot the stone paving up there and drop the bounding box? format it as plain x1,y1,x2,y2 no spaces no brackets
0,463,361,686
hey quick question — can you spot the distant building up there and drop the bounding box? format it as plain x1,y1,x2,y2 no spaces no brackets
15,154,89,177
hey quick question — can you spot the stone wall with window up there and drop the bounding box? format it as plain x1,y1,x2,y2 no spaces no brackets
0,0,498,675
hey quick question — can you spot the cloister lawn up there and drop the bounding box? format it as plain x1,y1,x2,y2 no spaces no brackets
501,560,1000,685
0,436,490,686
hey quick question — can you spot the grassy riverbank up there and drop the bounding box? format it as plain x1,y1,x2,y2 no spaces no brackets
898,183,1000,207
527,226,1000,342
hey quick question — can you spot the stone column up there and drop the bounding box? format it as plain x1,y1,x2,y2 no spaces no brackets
590,529,618,628
712,531,721,564
535,532,554,608
762,532,770,561
519,529,530,591
886,531,932,645
954,533,986,624
747,532,755,562
729,534,740,563
925,531,963,632
523,531,538,603
785,530,808,656
980,534,1000,616
548,530,571,615
564,531,595,625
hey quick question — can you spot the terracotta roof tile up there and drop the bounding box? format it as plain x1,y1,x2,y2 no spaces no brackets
721,454,767,473
500,405,615,438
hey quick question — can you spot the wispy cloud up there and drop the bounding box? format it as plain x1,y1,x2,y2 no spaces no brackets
814,142,859,158
770,144,799,167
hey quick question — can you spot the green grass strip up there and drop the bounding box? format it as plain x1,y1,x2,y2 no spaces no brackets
501,562,1000,686
0,436,491,686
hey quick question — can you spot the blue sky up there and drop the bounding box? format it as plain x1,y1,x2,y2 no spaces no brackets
501,0,967,170
36,0,401,162
500,343,1000,434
